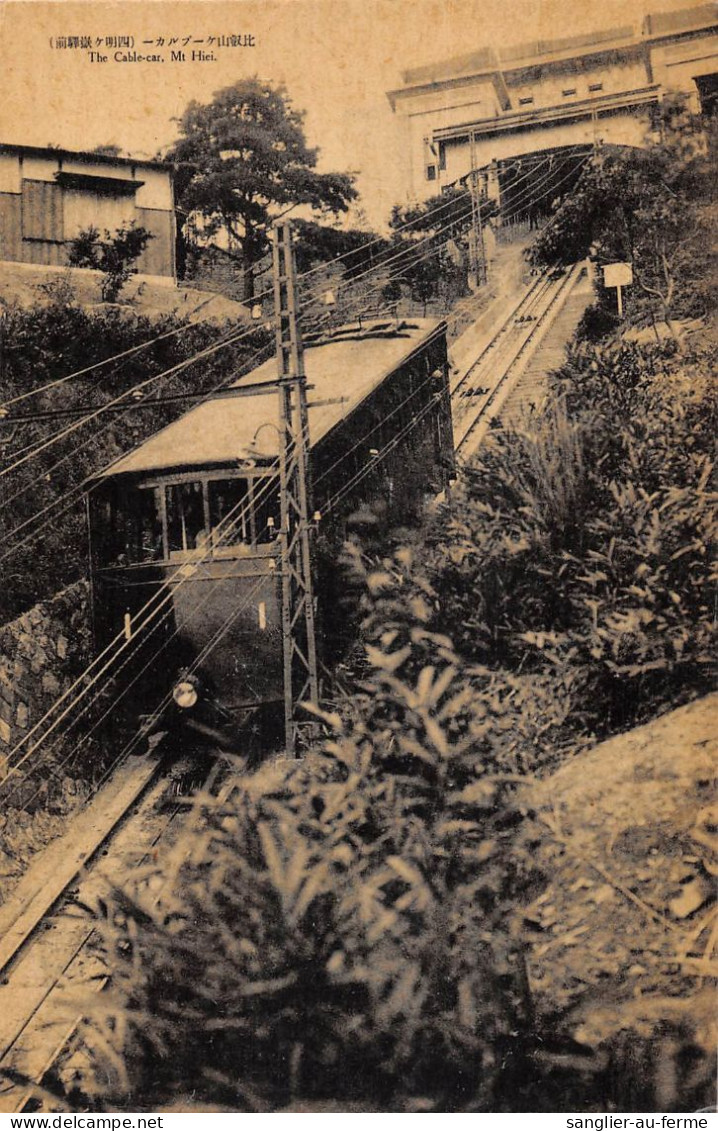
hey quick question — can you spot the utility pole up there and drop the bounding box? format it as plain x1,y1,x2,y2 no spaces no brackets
468,132,487,287
591,107,603,164
272,220,319,756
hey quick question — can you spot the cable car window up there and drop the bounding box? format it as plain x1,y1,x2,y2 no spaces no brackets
133,487,163,563
166,481,206,557
94,487,162,568
253,476,280,544
91,495,115,569
208,478,252,552
108,494,132,568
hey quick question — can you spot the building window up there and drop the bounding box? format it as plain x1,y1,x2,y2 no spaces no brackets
694,73,718,117
562,88,577,97
518,96,534,106
588,82,604,92
21,180,64,243
426,164,437,181
438,144,446,171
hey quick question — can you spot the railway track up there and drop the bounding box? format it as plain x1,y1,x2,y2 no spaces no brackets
0,739,238,1113
0,264,587,1112
452,262,584,459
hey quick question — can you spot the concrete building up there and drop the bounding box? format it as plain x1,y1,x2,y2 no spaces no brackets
0,144,175,281
387,4,718,208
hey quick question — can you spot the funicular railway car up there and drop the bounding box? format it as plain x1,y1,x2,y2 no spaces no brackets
85,318,454,749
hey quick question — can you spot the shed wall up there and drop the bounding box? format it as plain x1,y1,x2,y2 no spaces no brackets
0,149,175,279
0,193,22,261
136,207,175,278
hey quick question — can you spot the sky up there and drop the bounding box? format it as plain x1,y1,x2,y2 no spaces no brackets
0,0,705,227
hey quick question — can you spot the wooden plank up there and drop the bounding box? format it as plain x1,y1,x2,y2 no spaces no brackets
0,748,162,976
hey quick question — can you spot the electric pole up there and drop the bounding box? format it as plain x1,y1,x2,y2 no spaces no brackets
468,132,487,287
272,220,319,756
591,106,603,165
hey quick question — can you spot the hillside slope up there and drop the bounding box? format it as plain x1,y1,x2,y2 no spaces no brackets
0,262,250,324
523,693,717,1109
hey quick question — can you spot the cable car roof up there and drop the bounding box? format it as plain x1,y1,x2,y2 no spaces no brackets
92,318,446,481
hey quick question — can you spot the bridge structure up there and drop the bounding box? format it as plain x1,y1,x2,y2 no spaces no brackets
387,4,718,214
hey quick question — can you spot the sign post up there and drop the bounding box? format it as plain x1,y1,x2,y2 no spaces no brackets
603,261,633,318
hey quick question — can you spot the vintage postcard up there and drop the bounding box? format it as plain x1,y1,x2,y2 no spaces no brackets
0,0,715,1117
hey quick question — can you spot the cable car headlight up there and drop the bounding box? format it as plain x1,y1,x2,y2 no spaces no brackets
172,679,199,710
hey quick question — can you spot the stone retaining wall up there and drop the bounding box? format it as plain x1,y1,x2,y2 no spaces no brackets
0,580,91,770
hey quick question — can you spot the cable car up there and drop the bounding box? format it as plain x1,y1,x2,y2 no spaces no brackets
85,318,455,749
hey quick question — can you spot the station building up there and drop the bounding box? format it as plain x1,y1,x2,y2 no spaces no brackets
387,4,718,213
0,144,176,281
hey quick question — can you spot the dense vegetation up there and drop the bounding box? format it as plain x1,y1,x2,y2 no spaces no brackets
422,336,716,748
529,98,717,332
69,321,715,1110
78,611,550,1111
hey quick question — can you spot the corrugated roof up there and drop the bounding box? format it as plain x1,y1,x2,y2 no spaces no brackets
499,25,634,64
0,142,168,172
94,319,445,480
392,5,715,99
643,4,717,36
401,47,497,87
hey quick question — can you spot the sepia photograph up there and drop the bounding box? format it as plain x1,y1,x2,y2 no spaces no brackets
0,0,715,1116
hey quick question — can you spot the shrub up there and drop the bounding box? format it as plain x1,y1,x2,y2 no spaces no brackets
33,547,712,1112
423,335,716,737
68,564,551,1112
528,99,717,330
67,222,154,301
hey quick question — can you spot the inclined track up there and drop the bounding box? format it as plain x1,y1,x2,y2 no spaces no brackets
0,745,237,1112
452,264,583,459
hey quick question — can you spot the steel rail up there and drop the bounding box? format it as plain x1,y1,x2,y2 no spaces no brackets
0,753,235,1113
454,263,583,456
451,276,557,435
449,272,552,399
